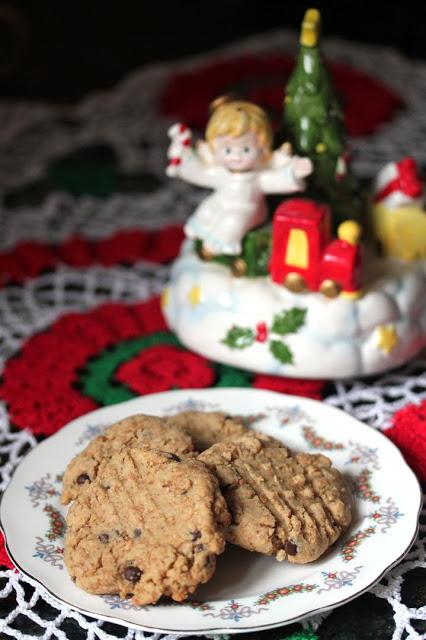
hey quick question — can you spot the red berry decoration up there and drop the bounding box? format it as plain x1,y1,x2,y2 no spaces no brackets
255,322,268,343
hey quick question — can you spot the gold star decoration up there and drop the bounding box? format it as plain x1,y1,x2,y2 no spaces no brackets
375,324,398,355
188,285,202,306
160,287,169,310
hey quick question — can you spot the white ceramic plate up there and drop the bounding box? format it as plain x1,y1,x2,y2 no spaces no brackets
1,389,422,635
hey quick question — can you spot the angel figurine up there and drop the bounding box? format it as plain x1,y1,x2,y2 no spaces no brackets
167,97,312,256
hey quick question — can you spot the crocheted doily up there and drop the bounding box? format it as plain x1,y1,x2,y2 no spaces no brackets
0,29,426,640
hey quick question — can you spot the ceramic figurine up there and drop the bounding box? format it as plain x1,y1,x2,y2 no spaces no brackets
283,8,363,229
163,9,426,380
167,98,312,256
371,157,426,261
270,199,362,298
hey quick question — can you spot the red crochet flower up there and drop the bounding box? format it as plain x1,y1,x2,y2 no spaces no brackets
384,399,426,481
161,53,402,137
115,345,215,394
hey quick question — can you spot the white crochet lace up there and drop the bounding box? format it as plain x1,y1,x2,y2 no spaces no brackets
1,29,426,640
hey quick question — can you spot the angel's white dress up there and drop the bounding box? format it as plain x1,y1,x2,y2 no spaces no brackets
177,150,306,255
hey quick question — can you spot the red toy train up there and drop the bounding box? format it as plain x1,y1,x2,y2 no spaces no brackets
270,199,362,298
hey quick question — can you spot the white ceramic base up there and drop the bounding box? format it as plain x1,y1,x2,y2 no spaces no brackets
163,240,426,379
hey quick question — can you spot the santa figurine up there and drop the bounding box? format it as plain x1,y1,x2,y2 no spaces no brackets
373,157,423,209
167,97,312,257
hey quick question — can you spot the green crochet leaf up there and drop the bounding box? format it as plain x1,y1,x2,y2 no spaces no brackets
213,363,252,387
78,331,253,406
281,631,318,640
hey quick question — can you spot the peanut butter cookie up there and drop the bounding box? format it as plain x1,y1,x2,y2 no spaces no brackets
61,414,194,504
199,435,351,563
64,447,230,605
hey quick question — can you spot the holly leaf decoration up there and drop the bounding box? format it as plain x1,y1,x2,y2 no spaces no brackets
269,340,294,364
271,307,307,336
222,326,255,350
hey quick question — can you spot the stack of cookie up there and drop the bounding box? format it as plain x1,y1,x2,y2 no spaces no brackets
62,412,351,605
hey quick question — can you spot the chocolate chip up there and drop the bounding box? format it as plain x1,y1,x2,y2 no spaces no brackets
190,530,201,541
194,544,204,552
76,473,90,485
98,533,109,543
222,482,235,491
102,484,110,490
284,541,298,556
123,566,142,583
162,452,181,462
134,528,142,538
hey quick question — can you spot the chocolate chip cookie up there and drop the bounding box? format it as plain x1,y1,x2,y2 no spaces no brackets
64,446,230,605
165,411,280,452
198,436,352,563
61,414,194,504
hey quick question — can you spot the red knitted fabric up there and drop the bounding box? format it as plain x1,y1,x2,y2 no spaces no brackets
0,531,15,570
253,374,325,399
0,298,167,436
0,225,184,287
160,53,402,136
384,400,426,481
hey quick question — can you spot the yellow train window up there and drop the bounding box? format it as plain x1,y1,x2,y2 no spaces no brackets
285,229,309,268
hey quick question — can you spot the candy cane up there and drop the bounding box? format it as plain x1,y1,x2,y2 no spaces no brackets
166,123,192,177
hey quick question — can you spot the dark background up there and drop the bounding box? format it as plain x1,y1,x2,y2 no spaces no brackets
0,0,425,103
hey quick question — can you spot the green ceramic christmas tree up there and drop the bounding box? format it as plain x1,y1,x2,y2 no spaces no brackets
283,8,363,228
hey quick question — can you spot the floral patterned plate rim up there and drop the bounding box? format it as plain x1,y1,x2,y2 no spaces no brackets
0,388,422,635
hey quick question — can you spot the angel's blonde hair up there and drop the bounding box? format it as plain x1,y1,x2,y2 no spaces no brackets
206,97,273,153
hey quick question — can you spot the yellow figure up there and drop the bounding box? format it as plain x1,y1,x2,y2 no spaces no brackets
371,158,426,261
372,203,426,261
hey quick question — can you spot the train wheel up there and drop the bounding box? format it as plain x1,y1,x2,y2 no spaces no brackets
284,272,306,293
200,244,215,261
320,279,341,298
231,258,247,277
